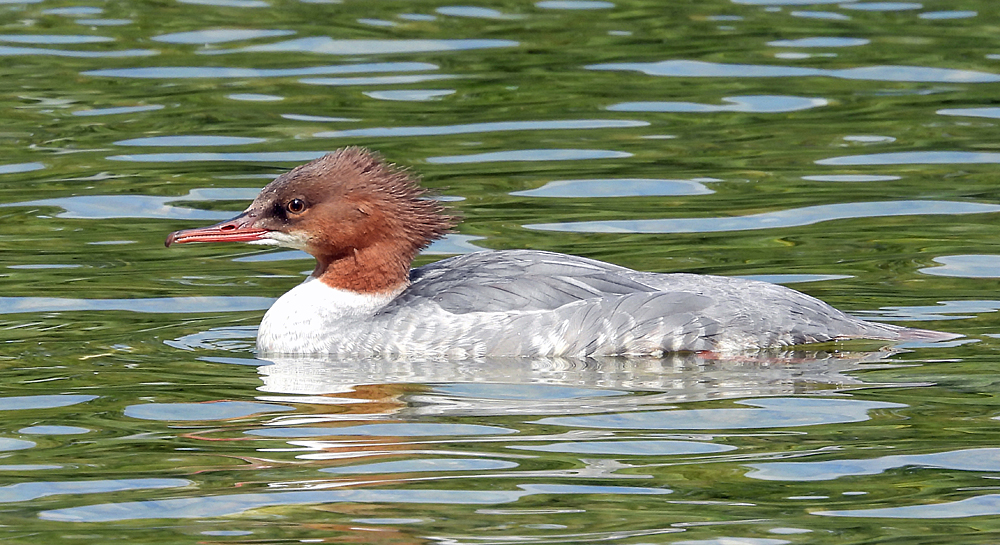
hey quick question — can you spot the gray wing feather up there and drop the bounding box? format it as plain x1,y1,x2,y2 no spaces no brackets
350,249,946,357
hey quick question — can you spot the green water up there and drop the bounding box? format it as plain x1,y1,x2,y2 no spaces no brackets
3,0,1000,542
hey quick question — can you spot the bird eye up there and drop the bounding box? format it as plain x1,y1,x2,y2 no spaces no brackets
286,198,306,214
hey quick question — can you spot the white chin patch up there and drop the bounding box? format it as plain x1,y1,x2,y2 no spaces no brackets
249,231,309,250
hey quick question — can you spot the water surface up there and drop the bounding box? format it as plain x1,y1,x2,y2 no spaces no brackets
2,0,1000,543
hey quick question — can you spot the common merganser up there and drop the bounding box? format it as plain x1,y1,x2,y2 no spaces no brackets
166,147,957,357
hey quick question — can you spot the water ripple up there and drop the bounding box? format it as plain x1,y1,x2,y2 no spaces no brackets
19,425,89,435
114,135,266,146
74,19,132,26
919,10,976,19
535,398,906,430
0,34,113,44
0,438,35,451
526,200,1000,234
511,178,715,198
364,89,455,101
919,255,1000,278
2,188,259,219
511,440,736,455
790,11,850,20
299,74,457,86
73,104,164,116
436,6,521,19
802,174,900,182
0,297,273,314
177,0,269,7
0,479,190,503
841,2,921,11
0,162,44,174
315,119,647,138
202,37,518,55
767,37,869,47
107,151,327,162
321,458,518,474
153,29,296,44
937,107,1000,119
817,493,1000,518
40,485,669,522
42,6,102,15
83,61,436,79
536,1,615,9
125,401,293,421
588,60,1000,83
608,95,827,113
817,151,1000,165
248,423,516,437
746,447,1000,481
427,149,632,163
0,394,98,410
0,46,157,58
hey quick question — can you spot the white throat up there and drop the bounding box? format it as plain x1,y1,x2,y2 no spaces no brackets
256,276,401,354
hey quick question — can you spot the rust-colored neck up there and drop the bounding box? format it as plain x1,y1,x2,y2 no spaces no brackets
313,241,413,293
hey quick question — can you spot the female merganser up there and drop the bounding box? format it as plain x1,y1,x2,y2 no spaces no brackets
166,147,957,357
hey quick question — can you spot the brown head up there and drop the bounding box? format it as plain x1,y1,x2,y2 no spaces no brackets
166,148,458,293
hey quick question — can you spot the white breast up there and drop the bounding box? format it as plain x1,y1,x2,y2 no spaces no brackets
256,277,400,354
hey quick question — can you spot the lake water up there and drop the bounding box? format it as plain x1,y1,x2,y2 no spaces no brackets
2,0,1000,542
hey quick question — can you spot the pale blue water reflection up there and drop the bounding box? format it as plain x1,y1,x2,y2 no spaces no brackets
42,6,102,15
536,1,615,9
0,35,113,44
436,6,521,19
0,46,156,57
0,162,44,174
608,95,827,113
938,107,1000,119
203,38,518,55
299,74,458,86
791,11,851,20
535,398,905,430
817,151,1000,165
0,296,272,314
0,395,98,410
316,119,647,138
920,10,977,19
511,440,736,455
920,255,1000,278
767,37,869,47
40,485,670,522
528,201,1000,234
364,89,454,101
84,61,436,78
152,29,296,44
248,423,516,437
801,174,900,182
840,2,921,10
511,178,716,198
125,401,293,421
0,438,35,451
590,60,1000,83
19,425,89,435
321,458,519,474
72,104,163,116
0,479,190,503
3,188,260,219
114,135,266,146
746,448,1000,481
428,149,632,163
818,494,1000,518
75,19,132,25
